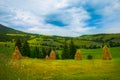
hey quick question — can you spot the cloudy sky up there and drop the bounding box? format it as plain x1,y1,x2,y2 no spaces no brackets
0,0,120,36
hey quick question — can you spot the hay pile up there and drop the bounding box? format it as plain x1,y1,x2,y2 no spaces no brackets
74,49,82,60
102,45,112,60
12,46,22,60
45,50,56,60
49,50,56,60
45,55,49,60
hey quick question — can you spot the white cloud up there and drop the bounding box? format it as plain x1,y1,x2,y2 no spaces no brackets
0,0,120,36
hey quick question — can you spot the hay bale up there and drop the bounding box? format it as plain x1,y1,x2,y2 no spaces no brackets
74,49,82,60
102,45,112,60
12,46,22,60
49,50,56,60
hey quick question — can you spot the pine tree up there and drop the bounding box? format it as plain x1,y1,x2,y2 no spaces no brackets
12,46,22,60
69,39,76,59
61,39,70,59
30,47,35,58
102,45,112,60
15,39,22,54
74,49,82,60
22,40,30,57
42,47,47,58
32,47,43,58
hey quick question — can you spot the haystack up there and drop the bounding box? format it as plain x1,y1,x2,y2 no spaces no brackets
12,46,22,60
102,45,112,60
74,49,82,60
49,50,56,60
45,55,49,60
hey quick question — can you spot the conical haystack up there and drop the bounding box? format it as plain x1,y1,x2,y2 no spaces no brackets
45,55,49,60
74,49,82,60
102,45,112,60
12,46,22,60
49,50,56,60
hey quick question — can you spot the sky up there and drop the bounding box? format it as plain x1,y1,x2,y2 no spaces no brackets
0,0,120,37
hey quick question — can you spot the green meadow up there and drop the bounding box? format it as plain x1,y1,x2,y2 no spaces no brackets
0,46,120,80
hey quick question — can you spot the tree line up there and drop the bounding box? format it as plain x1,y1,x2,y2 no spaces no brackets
15,39,77,59
14,38,112,60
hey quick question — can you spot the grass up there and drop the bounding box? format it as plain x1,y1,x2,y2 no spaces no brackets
0,46,120,80
56,47,120,59
0,55,120,80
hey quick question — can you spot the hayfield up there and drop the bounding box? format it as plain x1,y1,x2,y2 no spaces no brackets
0,56,120,80
0,46,120,80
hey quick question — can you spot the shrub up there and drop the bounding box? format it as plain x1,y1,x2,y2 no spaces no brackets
87,55,93,60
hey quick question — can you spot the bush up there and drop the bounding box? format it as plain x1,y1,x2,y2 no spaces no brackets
87,55,93,60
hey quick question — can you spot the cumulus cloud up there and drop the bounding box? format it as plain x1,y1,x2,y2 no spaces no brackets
0,0,120,36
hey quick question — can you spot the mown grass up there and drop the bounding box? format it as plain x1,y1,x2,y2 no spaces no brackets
0,54,120,80
0,46,120,80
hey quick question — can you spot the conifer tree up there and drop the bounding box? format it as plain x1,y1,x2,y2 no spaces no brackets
42,47,47,58
69,39,76,59
15,39,22,54
61,39,70,59
22,40,30,57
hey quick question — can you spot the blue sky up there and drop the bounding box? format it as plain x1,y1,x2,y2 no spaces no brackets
0,0,120,37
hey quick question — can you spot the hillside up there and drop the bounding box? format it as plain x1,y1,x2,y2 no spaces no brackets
0,24,120,49
0,24,25,34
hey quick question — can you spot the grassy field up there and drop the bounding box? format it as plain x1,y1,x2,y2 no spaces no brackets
0,56,120,80
0,47,120,80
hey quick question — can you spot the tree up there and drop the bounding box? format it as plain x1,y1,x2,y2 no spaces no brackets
102,45,112,60
74,49,82,60
22,40,30,57
42,47,47,58
15,39,22,54
61,39,70,59
32,47,43,58
12,46,22,60
69,39,76,59
30,47,35,58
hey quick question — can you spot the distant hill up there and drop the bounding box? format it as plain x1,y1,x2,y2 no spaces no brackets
0,24,25,34
0,24,120,48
